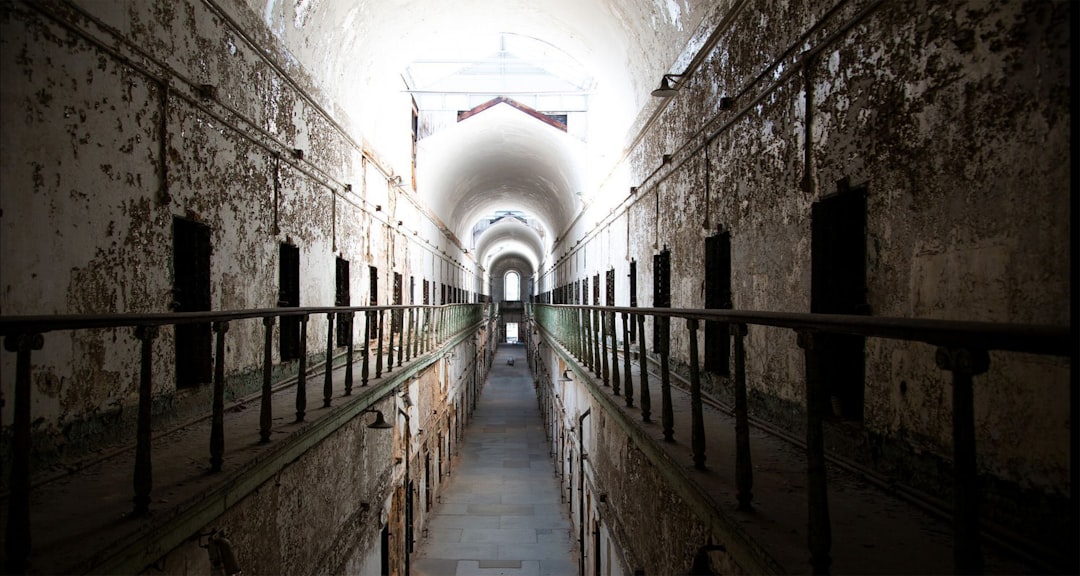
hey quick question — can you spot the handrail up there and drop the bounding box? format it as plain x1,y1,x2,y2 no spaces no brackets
0,304,472,335
0,302,492,574
537,304,1071,356
530,303,1072,574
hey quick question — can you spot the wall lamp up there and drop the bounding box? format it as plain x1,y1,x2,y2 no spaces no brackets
650,73,685,97
560,370,573,382
197,529,241,576
361,408,393,429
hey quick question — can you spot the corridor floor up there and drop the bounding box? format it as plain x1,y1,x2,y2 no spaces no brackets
411,344,578,576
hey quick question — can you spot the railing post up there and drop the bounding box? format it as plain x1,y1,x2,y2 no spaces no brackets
406,307,415,361
261,317,275,442
296,315,309,421
936,346,989,575
797,329,831,575
600,308,610,385
687,319,705,468
622,312,634,407
376,309,385,378
344,313,354,395
397,308,405,367
324,312,335,407
733,323,753,510
4,332,43,576
637,313,651,422
362,310,371,386
386,308,395,373
660,314,674,443
133,325,158,516
210,321,229,472
610,311,621,396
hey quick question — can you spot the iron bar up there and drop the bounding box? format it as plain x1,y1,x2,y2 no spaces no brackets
376,309,385,378
386,309,395,373
601,308,610,385
798,329,831,575
687,319,705,467
362,310,371,386
937,346,989,575
133,325,157,515
622,312,634,406
637,314,651,422
610,311,621,395
296,315,308,421
210,321,229,472
733,323,753,510
660,315,674,443
344,313,354,395
261,317,274,441
3,332,42,576
324,312,335,407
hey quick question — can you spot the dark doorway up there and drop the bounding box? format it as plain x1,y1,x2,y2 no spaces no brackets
653,249,671,348
368,265,379,340
628,259,638,342
811,185,868,421
380,523,390,576
279,243,301,361
335,257,350,346
393,272,403,333
172,217,212,389
704,232,732,375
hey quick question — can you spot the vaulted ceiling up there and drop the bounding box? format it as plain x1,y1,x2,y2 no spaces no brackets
250,0,711,284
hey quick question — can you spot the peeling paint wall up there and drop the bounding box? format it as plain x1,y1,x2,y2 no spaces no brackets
0,0,479,471
544,0,1071,526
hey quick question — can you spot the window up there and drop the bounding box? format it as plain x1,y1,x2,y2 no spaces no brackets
504,271,521,301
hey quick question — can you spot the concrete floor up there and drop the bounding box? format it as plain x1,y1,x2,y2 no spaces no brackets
411,344,578,576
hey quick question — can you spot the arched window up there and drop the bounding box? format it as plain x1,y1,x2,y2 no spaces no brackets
504,271,521,301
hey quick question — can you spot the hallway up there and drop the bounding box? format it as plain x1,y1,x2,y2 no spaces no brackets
412,345,578,576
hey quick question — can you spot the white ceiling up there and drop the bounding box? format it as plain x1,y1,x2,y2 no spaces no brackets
251,0,709,280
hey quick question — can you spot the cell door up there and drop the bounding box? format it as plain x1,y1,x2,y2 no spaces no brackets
279,243,301,360
393,272,403,333
811,186,867,420
173,217,212,388
628,259,638,342
704,233,732,375
335,257,350,345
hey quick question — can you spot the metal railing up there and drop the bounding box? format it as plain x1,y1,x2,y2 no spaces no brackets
0,302,489,574
531,303,1072,574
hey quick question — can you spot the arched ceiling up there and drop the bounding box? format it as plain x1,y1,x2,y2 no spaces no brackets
252,0,710,272
417,104,584,247
474,218,546,273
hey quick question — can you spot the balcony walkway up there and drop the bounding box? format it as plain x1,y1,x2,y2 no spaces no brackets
550,337,1050,574
412,344,578,576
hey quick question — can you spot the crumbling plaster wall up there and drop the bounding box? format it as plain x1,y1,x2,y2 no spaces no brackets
547,0,1070,497
0,0,470,463
540,346,720,575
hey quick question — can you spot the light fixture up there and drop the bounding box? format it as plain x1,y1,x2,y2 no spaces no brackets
650,73,685,97
199,529,241,576
361,408,392,429
560,370,573,382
